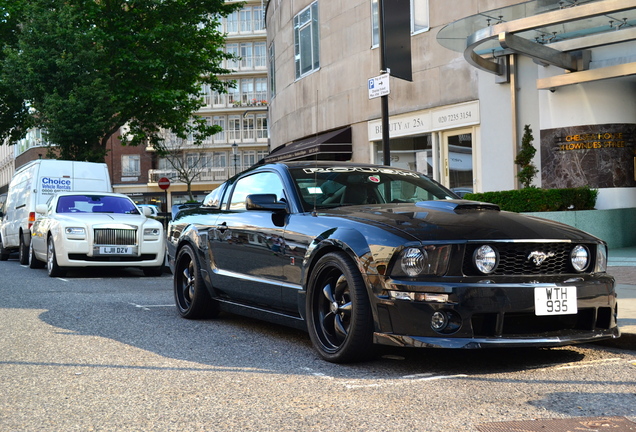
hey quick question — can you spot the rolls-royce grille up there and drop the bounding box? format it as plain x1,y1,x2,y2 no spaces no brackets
463,243,594,276
94,228,137,246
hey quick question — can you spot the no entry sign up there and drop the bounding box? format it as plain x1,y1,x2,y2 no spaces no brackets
158,177,170,190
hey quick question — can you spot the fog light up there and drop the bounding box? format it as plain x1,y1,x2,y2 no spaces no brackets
431,311,448,330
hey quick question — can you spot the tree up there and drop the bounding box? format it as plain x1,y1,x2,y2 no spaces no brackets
0,0,240,161
157,130,210,202
515,124,539,189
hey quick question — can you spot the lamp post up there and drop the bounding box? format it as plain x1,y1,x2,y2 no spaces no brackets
232,141,239,175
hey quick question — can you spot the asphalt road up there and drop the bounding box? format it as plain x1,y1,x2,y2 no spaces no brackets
1,258,635,432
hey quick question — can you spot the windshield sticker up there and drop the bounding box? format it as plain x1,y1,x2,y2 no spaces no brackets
302,167,419,178
368,176,380,183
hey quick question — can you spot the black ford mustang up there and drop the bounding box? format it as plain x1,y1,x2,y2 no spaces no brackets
167,162,619,363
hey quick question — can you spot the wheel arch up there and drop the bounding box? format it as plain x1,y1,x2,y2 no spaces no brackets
173,227,217,297
299,227,383,326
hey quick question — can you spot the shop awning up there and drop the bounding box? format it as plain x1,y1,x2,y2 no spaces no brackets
264,127,352,163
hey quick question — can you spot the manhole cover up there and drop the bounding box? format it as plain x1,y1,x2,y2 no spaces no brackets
477,416,636,432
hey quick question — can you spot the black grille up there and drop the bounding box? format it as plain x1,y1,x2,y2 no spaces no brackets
463,243,594,276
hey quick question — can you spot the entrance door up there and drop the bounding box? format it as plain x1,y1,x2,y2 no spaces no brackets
441,128,474,197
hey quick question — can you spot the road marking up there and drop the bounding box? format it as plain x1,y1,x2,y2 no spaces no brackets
128,303,175,311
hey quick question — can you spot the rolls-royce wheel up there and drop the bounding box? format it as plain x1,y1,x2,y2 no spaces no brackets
174,244,219,319
47,237,66,277
28,241,45,269
306,252,375,363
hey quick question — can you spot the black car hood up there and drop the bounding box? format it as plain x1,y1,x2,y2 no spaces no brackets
318,200,600,243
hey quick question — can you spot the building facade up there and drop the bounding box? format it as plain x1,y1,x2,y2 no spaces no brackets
265,0,636,210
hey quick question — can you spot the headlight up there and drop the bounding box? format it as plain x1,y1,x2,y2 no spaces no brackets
64,227,86,239
570,245,590,272
473,245,498,274
395,245,450,277
143,227,162,240
595,244,607,273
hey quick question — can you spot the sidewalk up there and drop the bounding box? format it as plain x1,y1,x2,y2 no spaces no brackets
602,247,636,350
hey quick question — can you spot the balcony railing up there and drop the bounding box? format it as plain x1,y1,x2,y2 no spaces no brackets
148,167,238,184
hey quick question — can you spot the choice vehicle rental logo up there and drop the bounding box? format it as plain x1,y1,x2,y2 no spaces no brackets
41,177,73,194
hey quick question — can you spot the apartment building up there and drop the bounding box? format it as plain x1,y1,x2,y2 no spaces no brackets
265,0,636,210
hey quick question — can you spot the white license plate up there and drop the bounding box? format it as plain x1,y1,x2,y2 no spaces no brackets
99,246,132,255
534,286,577,316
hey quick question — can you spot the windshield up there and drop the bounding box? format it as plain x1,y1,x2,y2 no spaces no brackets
289,166,458,211
56,195,141,214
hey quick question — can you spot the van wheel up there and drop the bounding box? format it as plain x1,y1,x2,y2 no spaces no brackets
47,238,66,277
19,234,29,265
0,236,9,261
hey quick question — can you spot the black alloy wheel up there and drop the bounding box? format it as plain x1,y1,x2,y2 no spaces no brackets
306,252,374,363
174,244,218,319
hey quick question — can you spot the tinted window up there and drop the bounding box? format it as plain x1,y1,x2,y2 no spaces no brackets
289,166,456,211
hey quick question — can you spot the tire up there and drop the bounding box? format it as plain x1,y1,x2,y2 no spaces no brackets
0,235,9,261
174,244,218,319
143,264,164,277
47,237,66,277
19,232,29,265
28,241,45,269
306,251,375,363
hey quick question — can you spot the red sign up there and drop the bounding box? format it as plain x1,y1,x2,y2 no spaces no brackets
158,177,171,190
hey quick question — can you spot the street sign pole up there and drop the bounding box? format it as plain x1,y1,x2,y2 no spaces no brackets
378,0,390,166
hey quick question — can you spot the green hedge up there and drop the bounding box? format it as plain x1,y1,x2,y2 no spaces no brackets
463,187,598,213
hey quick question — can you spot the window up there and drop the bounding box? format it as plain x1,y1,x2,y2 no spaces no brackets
121,155,140,177
255,78,267,103
229,172,285,211
226,43,239,70
256,114,268,140
201,84,212,107
213,116,226,142
294,2,320,79
226,11,238,33
240,8,253,33
227,83,239,106
241,80,255,105
254,42,267,68
228,115,241,141
253,6,265,31
371,0,429,46
268,44,276,98
242,115,255,140
240,43,253,69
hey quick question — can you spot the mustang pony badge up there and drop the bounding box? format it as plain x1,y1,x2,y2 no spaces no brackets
527,251,556,266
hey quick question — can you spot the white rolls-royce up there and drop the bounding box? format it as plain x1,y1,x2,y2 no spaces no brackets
29,192,165,277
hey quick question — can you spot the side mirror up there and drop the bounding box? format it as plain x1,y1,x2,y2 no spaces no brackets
35,204,48,215
245,194,287,212
141,206,153,217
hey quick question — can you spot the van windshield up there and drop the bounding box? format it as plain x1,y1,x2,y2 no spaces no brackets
56,195,140,214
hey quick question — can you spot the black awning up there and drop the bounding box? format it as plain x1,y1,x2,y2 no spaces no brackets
264,127,352,163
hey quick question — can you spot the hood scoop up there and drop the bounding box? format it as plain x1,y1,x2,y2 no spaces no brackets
415,200,500,213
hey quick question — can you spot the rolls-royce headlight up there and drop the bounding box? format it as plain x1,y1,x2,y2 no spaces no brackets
571,245,590,272
595,244,607,273
473,245,498,274
396,245,451,277
143,227,161,240
64,227,86,239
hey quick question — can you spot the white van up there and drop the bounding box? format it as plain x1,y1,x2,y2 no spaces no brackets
0,159,112,263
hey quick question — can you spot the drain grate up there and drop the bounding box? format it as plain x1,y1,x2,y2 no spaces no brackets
477,416,636,432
